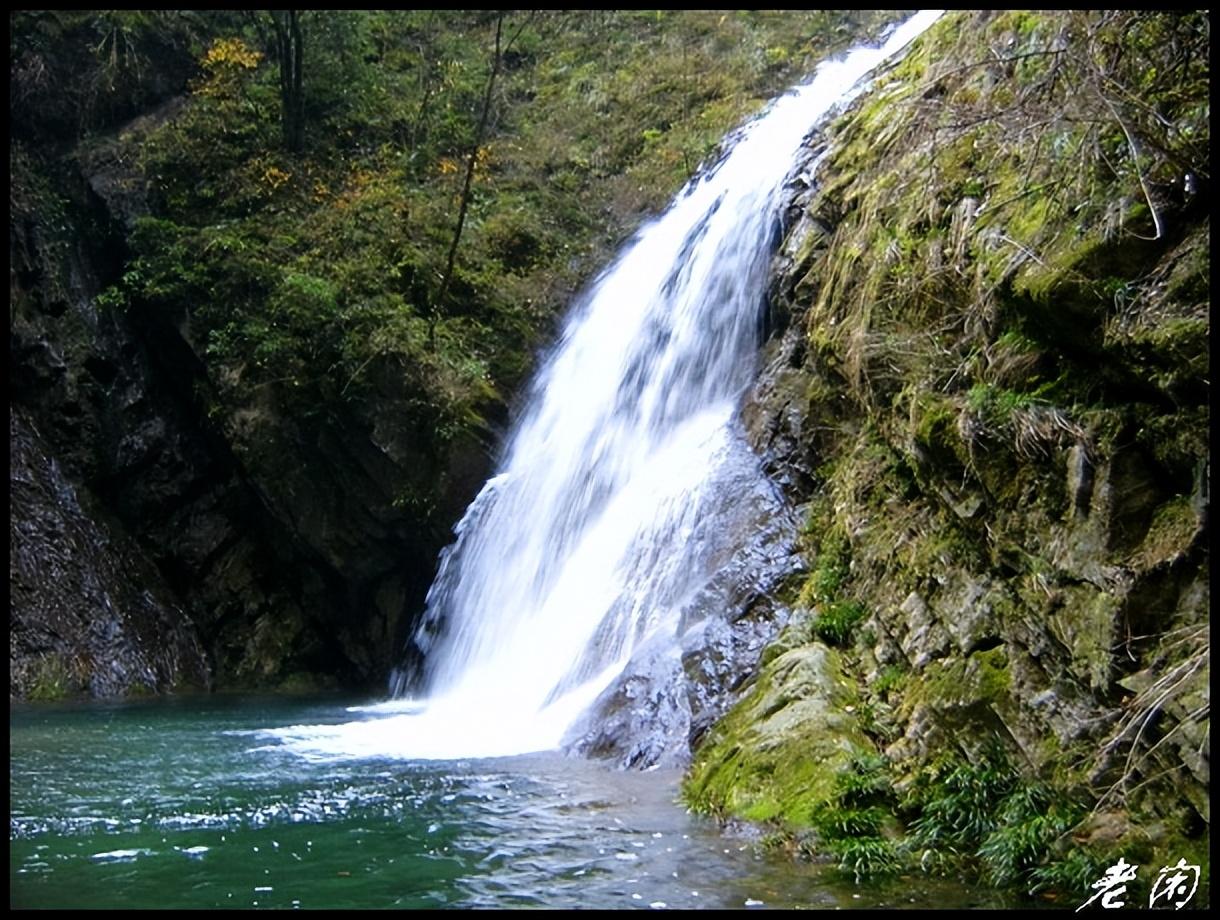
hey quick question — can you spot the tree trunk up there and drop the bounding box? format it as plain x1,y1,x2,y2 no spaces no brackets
436,14,503,318
269,10,305,154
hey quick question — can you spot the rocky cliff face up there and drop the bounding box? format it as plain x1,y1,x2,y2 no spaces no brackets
11,408,209,699
561,428,804,769
687,9,1208,892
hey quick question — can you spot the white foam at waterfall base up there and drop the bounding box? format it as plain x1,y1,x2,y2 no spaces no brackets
263,11,944,762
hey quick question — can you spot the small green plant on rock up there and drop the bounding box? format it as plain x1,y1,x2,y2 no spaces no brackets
810,752,902,882
25,654,77,701
905,742,1088,894
801,526,850,605
977,781,1083,887
1027,847,1115,898
873,663,908,696
907,744,1018,869
812,600,867,647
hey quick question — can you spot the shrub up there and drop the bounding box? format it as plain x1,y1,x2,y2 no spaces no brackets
812,600,866,647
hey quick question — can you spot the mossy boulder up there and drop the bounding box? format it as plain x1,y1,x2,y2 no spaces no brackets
684,642,872,827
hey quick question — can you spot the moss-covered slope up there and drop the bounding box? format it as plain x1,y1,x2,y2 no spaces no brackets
688,9,1209,901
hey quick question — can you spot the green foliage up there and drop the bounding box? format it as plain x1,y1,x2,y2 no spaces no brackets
967,383,1030,418
977,784,1081,888
795,501,870,651
810,752,902,882
75,9,902,489
827,836,903,882
25,654,76,701
812,600,867,647
873,664,907,696
817,804,889,837
904,743,1088,894
837,752,892,804
801,527,850,606
1027,847,1114,898
908,746,1018,856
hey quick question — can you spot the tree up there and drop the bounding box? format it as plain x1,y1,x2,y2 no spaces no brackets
434,12,533,331
267,10,305,153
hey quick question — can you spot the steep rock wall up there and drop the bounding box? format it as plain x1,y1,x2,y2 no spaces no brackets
11,408,209,699
688,9,1209,894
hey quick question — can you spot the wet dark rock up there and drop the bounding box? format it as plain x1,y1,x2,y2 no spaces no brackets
680,601,794,749
563,431,803,768
741,325,822,501
10,409,209,699
563,637,692,770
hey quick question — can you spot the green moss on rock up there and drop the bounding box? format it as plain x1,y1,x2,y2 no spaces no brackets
902,646,1011,714
684,643,872,827
1132,497,1202,572
23,654,81,702
704,8,1208,898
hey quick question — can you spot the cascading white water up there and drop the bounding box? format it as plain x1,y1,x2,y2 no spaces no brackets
266,11,943,761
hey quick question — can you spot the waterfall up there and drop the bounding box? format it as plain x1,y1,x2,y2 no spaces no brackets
265,11,943,762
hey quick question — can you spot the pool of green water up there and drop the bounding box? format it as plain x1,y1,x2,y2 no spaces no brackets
11,694,1026,909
